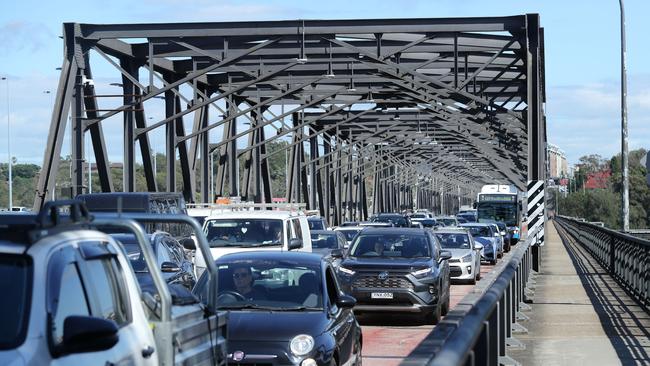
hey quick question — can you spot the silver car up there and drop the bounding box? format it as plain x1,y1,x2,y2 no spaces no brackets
434,229,483,284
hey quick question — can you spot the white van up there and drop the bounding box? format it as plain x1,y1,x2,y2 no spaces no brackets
194,210,312,278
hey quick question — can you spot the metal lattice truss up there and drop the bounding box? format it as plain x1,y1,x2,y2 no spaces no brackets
35,15,546,224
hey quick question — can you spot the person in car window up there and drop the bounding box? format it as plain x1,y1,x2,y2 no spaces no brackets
365,241,385,256
232,266,266,300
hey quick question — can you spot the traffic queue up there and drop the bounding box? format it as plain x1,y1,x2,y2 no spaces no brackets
0,192,518,366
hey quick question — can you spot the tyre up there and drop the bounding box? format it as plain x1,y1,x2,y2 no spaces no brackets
476,264,481,280
427,303,442,324
441,294,450,315
490,257,497,265
469,274,476,285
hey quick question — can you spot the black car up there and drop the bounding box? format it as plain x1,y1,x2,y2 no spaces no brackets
193,251,362,366
307,216,329,230
336,228,452,324
112,232,197,292
370,213,411,227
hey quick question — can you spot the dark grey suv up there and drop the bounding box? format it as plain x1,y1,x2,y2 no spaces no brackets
336,228,452,324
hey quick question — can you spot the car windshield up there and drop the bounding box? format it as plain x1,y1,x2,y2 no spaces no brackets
419,219,437,228
338,229,361,241
112,235,153,273
308,219,325,230
349,234,431,258
465,226,491,237
0,255,32,350
477,202,518,226
194,260,323,311
440,218,456,226
373,215,406,226
411,213,427,219
204,219,283,248
311,233,339,249
436,233,472,249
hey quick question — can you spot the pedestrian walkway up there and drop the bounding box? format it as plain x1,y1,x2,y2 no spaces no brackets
509,221,650,365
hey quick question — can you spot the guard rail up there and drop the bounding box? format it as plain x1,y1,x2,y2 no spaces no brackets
555,215,649,306
403,230,537,366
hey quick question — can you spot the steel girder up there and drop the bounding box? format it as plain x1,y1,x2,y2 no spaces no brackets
34,16,546,218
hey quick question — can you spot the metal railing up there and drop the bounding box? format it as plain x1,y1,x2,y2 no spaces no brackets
403,231,537,365
555,216,650,306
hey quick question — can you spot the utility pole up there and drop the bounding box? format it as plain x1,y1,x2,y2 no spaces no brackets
2,77,11,210
619,0,630,231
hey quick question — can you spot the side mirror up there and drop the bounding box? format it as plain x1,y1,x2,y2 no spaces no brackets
494,233,501,237
288,238,303,250
337,294,357,308
161,261,181,272
474,243,484,250
180,237,196,250
439,250,452,262
472,202,477,209
331,249,344,258
501,231,506,236
62,315,118,354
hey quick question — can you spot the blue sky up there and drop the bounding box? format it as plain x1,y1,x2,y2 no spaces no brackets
1,0,649,166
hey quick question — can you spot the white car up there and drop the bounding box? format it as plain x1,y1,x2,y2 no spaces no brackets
194,210,313,279
0,202,226,366
434,228,483,284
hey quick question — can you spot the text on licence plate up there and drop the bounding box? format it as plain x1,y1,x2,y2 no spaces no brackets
371,292,394,299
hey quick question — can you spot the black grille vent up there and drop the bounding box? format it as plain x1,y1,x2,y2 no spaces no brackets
353,275,413,290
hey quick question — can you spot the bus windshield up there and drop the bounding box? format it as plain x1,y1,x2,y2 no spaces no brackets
477,202,518,227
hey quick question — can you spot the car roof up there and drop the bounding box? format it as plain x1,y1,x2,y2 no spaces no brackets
334,226,364,230
310,230,337,235
357,227,427,236
459,223,492,227
434,228,470,235
205,210,303,220
217,250,325,265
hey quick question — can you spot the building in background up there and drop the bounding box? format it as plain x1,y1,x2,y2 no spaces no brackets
547,143,568,179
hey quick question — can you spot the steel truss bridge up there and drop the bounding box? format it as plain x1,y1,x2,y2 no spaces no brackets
34,14,546,228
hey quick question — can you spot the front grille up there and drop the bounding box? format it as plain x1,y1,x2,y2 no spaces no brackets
449,258,460,263
353,275,413,290
450,267,463,278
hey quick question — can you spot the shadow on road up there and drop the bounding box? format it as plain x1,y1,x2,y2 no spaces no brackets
555,222,650,364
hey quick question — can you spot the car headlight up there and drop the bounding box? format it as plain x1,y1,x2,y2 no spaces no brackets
338,266,355,275
460,253,473,263
290,334,314,356
411,267,432,277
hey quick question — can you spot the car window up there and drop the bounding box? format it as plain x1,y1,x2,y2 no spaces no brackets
83,259,128,326
436,233,471,249
0,255,32,350
202,261,323,310
156,240,173,264
466,226,491,237
204,219,284,247
311,233,339,249
349,234,431,258
325,268,339,312
291,219,303,241
51,263,91,346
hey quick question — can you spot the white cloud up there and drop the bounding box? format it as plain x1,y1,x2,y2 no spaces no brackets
0,21,54,56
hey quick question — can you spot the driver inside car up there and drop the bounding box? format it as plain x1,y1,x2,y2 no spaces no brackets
232,266,267,300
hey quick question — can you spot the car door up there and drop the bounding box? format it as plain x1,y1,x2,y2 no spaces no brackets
324,266,356,364
76,241,155,366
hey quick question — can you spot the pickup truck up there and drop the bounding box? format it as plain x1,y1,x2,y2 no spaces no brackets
0,200,226,366
194,208,313,279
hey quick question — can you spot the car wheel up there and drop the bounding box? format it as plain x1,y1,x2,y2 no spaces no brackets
427,303,442,324
476,265,481,280
442,294,450,315
490,258,497,265
469,273,477,285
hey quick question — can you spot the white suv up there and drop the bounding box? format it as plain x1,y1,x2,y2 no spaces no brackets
194,210,312,278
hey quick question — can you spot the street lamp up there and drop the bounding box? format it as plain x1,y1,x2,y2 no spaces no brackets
619,0,629,231
1,76,11,210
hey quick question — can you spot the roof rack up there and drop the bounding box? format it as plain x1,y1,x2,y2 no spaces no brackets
186,202,307,216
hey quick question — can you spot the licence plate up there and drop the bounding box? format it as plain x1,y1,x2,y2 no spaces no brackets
371,292,394,299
